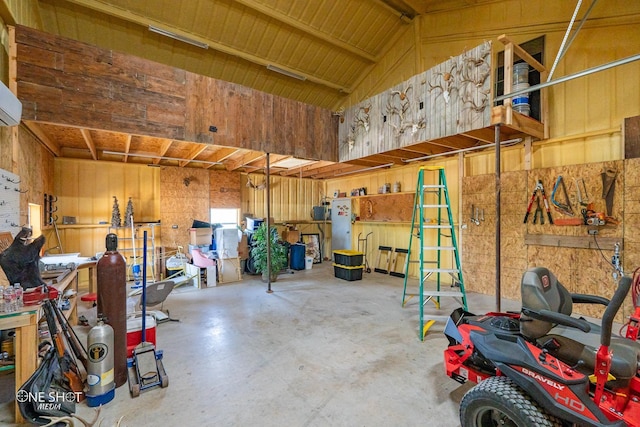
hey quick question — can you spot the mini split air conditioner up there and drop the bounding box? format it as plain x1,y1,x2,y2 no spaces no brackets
0,80,22,126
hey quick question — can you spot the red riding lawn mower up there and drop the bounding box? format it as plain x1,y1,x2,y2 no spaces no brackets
444,266,640,426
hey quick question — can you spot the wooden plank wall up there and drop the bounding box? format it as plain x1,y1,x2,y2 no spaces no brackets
462,160,632,321
13,25,338,162
338,42,492,162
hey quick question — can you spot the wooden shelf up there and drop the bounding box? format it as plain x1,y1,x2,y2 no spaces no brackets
356,221,412,225
56,224,110,229
349,191,414,199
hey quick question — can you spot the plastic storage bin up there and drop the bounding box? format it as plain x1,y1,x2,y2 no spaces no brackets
333,263,364,281
333,250,364,266
290,243,306,270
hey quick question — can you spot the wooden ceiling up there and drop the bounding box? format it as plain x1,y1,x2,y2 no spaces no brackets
16,0,500,177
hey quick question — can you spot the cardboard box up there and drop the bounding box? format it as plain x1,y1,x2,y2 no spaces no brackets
282,230,300,244
238,234,249,259
190,228,212,246
218,257,242,283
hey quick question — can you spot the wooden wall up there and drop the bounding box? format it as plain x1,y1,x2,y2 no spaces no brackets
210,170,241,209
338,43,492,162
462,160,632,321
325,156,461,278
12,25,338,162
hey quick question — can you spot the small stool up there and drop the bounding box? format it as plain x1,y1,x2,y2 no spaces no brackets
81,292,97,307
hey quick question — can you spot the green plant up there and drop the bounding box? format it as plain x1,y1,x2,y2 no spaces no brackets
250,223,288,276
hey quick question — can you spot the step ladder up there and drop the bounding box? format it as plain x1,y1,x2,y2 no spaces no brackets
389,248,408,278
402,166,467,340
374,246,393,274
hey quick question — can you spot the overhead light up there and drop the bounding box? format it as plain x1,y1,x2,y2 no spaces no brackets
334,163,394,177
148,25,209,49
266,64,306,81
103,150,222,166
271,157,314,169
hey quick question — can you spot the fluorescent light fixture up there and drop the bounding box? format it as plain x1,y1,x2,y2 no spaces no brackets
271,157,314,169
266,64,306,81
334,163,394,177
103,151,222,166
148,25,209,49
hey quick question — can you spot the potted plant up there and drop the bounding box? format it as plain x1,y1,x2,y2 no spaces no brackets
250,223,288,282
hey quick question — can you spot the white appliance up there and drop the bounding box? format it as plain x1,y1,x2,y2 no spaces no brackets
215,228,240,258
0,81,22,126
331,198,352,252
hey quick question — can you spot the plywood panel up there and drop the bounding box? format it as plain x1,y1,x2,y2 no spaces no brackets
357,193,414,222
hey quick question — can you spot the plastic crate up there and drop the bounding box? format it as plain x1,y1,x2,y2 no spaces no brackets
333,263,364,281
333,250,364,267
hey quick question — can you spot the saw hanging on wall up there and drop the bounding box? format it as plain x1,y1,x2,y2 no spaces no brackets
551,175,574,216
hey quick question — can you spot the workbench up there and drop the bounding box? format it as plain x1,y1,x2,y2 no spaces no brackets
0,268,78,423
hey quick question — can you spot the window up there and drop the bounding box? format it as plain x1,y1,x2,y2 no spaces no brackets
210,208,239,229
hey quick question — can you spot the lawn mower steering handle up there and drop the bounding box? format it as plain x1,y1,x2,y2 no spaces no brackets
601,276,632,347
521,308,591,333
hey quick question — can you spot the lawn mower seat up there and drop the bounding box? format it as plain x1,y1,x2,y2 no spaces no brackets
520,267,640,385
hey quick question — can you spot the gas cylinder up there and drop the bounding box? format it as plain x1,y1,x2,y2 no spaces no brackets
97,233,127,387
86,316,115,407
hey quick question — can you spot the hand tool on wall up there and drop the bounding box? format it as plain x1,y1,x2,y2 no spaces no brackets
470,205,479,225
533,197,544,224
574,178,590,206
601,168,617,216
523,180,553,224
551,175,574,216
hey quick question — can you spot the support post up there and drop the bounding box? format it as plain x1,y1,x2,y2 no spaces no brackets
266,152,273,293
495,124,501,312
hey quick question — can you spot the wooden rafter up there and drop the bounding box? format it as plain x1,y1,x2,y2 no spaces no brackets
123,134,132,163
23,122,61,157
178,144,208,167
79,128,97,160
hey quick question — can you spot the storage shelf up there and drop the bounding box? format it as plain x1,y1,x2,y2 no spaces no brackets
56,224,110,229
349,191,414,199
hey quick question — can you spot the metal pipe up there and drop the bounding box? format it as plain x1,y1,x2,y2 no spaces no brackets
402,138,522,163
549,0,598,81
266,152,273,294
494,53,640,103
495,124,501,312
547,0,583,81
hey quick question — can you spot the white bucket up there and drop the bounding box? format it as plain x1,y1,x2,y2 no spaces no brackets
512,62,530,116
305,256,313,270
512,82,530,116
513,62,529,85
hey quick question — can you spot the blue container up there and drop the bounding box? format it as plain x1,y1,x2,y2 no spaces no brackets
290,244,306,270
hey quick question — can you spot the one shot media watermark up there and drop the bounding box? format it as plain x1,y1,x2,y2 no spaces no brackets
16,390,81,411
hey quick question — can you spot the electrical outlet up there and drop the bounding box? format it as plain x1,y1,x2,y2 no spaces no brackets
172,224,178,229
588,228,598,235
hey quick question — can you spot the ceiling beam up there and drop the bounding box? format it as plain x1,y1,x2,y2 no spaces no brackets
122,134,132,163
79,128,97,160
210,147,240,163
178,144,208,167
233,0,376,63
372,0,415,21
61,0,350,93
251,154,290,169
225,151,265,171
23,122,61,156
278,160,334,176
153,140,173,165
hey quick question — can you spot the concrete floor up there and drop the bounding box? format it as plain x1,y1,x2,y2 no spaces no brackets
1,263,521,426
